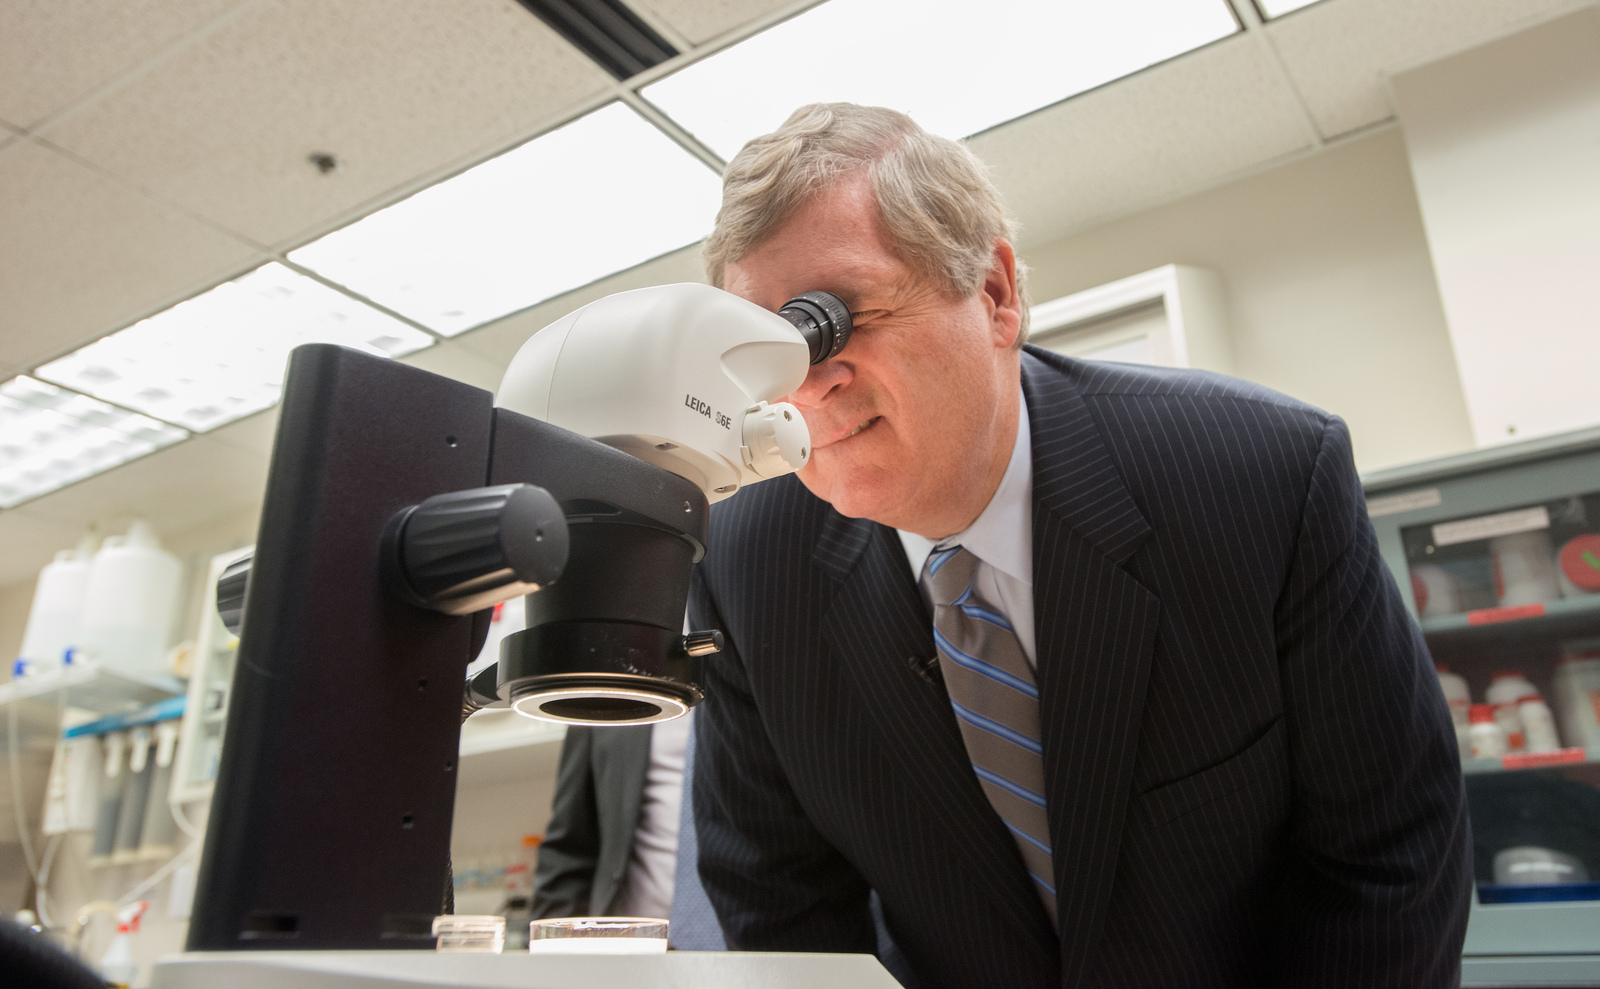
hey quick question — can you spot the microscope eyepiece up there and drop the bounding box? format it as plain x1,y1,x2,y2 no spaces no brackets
779,291,852,364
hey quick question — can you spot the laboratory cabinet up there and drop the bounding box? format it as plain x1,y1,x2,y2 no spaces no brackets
1364,425,1600,986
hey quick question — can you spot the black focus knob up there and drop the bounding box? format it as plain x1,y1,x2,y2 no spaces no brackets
382,483,569,616
215,553,253,637
779,290,853,364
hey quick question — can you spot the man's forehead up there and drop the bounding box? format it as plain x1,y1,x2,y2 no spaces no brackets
722,177,917,311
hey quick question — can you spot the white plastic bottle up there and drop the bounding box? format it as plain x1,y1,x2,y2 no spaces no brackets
1486,671,1538,752
98,900,148,989
1468,705,1508,759
1490,530,1562,606
80,521,182,679
1517,694,1562,753
1551,649,1600,749
1413,566,1465,617
17,533,97,675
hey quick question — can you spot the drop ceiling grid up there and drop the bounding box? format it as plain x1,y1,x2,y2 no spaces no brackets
1264,0,1591,139
0,139,265,377
40,0,616,248
974,32,1315,251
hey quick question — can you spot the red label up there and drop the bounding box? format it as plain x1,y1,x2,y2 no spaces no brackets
1502,748,1587,770
1466,603,1546,625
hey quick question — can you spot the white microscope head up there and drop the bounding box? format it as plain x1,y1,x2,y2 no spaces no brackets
497,283,847,502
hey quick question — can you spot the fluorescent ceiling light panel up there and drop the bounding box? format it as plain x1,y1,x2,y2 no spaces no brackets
0,376,188,508
289,103,725,336
643,0,1239,161
36,263,432,433
1255,0,1321,17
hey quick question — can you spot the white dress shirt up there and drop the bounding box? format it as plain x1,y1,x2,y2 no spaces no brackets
898,391,1036,666
608,711,691,920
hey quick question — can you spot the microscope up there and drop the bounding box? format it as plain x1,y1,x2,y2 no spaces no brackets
184,284,852,953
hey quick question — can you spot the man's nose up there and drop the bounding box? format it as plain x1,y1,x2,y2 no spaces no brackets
787,358,852,407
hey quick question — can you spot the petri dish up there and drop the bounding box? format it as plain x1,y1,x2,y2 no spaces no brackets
433,914,506,953
527,917,668,953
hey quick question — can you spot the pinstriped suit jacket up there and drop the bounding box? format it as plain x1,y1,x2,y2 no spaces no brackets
688,348,1472,988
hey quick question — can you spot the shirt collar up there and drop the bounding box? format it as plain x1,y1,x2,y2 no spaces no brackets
898,390,1033,583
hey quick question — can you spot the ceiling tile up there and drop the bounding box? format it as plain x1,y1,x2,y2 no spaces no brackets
1267,0,1589,138
19,432,270,541
632,0,803,46
452,243,707,372
971,34,1314,249
0,0,242,129
44,0,615,247
0,509,91,589
0,140,262,375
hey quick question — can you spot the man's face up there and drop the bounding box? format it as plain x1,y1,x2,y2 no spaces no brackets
721,173,1022,536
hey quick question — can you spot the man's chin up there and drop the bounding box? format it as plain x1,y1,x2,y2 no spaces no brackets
797,467,904,525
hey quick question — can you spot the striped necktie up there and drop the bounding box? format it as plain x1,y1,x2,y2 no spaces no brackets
924,545,1057,924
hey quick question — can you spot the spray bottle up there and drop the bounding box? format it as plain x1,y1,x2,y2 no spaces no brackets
98,899,148,988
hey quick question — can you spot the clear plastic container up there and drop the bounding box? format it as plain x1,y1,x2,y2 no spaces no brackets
18,538,95,675
433,914,505,953
527,917,668,954
80,522,182,678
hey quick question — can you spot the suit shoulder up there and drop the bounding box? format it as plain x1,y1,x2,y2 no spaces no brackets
1022,350,1340,511
1023,348,1331,454
1024,346,1321,417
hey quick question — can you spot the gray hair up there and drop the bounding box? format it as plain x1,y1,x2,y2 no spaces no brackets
703,103,1029,345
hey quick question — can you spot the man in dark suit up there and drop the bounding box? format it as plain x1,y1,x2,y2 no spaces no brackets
687,103,1472,987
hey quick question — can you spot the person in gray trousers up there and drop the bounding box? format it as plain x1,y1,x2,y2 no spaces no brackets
531,724,655,919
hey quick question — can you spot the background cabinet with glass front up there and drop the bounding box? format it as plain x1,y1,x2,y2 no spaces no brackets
1364,426,1600,985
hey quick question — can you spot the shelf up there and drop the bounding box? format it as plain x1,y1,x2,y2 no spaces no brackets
62,695,185,737
1477,881,1600,904
1461,746,1600,775
1420,593,1600,648
0,660,184,715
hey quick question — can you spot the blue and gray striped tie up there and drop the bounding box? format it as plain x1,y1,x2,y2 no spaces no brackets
925,545,1057,923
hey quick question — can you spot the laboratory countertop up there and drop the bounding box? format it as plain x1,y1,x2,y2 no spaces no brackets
151,949,902,988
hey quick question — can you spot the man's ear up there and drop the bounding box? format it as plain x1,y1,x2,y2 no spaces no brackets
981,238,1023,349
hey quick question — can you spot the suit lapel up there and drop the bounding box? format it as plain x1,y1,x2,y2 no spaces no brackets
814,509,1062,954
1023,351,1162,985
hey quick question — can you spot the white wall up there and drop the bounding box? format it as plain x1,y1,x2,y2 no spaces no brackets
1019,126,1476,474
1393,5,1600,447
